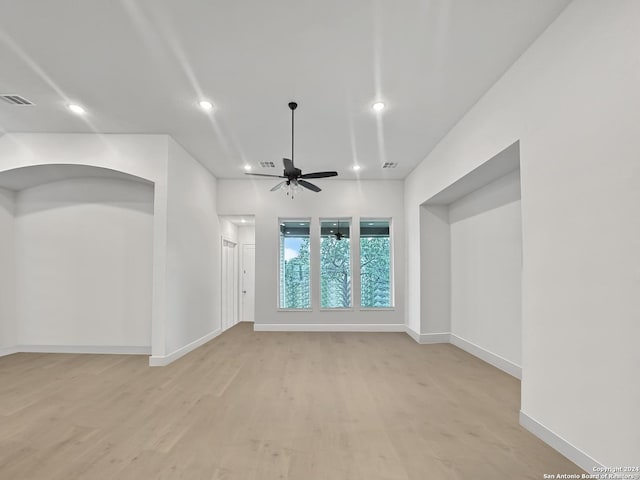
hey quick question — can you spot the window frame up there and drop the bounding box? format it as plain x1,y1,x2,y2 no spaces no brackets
358,217,394,310
319,217,353,310
277,217,312,311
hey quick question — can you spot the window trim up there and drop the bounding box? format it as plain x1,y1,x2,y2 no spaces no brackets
275,216,395,312
278,217,312,310
359,217,394,309
319,217,353,309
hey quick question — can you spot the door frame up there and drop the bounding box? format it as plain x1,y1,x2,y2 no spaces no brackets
240,243,256,322
220,235,238,331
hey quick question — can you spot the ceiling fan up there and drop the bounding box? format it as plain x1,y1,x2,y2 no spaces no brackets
334,221,345,241
245,102,338,196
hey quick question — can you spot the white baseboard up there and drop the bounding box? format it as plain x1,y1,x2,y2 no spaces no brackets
0,345,20,357
253,323,405,332
449,334,522,379
405,327,450,344
519,411,603,473
149,328,222,367
1,345,150,356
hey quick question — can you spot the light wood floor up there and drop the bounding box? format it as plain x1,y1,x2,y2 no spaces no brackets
0,323,581,479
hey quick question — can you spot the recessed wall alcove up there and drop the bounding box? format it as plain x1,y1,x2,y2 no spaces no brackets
0,134,225,367
0,164,155,354
419,141,523,378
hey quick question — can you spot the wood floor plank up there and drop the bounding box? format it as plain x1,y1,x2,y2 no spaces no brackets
0,323,583,479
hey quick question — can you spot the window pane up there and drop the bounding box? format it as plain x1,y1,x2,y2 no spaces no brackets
360,220,391,308
279,220,310,309
320,220,351,308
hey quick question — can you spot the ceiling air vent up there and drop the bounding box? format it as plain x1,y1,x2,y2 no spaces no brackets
0,94,34,106
382,162,398,169
259,161,276,168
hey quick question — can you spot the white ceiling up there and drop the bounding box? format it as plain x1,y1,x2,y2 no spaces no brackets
0,0,571,180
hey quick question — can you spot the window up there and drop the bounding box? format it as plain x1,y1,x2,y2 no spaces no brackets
360,219,392,308
320,219,351,308
279,220,311,309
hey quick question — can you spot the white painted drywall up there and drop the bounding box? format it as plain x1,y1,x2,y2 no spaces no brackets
217,179,404,327
449,171,522,366
219,217,239,243
165,139,221,355
0,188,16,349
0,133,168,183
419,204,450,335
237,225,255,246
0,134,170,357
0,134,224,364
14,177,153,347
0,134,224,363
405,1,640,466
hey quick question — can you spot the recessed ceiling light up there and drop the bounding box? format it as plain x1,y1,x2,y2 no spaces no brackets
352,165,361,171
241,219,246,224
199,100,213,111
368,223,374,226
330,230,334,233
372,102,385,112
333,223,337,226
286,231,290,234
243,164,252,171
68,104,85,115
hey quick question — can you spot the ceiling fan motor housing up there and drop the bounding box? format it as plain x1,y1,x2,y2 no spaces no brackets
286,167,302,179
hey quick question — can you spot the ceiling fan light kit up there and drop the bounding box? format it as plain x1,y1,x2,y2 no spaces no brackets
244,101,338,198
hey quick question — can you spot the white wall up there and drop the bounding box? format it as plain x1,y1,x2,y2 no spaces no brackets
237,225,255,246
419,204,450,336
405,0,640,467
14,177,153,348
164,139,221,355
0,134,168,183
0,188,16,350
217,179,404,328
219,217,239,242
0,134,170,358
449,170,522,367
0,134,223,365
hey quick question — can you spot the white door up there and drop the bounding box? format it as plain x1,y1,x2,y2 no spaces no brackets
241,244,255,322
221,239,238,331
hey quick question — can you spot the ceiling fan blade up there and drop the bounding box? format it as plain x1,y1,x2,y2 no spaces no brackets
283,158,296,175
299,171,338,179
270,180,286,191
298,179,321,192
244,173,286,178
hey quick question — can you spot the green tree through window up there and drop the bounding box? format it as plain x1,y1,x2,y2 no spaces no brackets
320,220,351,308
279,219,392,309
360,220,391,307
280,221,310,309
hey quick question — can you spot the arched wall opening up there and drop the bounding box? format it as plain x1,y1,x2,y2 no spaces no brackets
0,164,155,354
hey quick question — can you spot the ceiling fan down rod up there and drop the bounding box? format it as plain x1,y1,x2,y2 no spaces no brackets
289,101,297,164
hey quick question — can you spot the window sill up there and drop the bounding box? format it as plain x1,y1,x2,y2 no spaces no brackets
319,308,354,312
277,308,313,312
359,307,395,311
